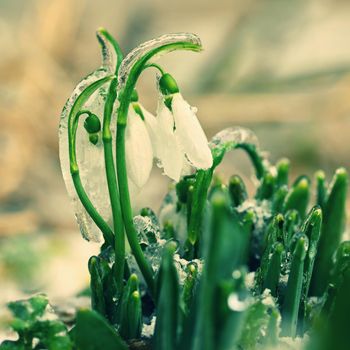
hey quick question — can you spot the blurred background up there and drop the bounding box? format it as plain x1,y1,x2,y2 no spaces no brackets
1,0,350,324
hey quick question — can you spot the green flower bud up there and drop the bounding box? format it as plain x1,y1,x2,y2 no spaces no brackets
164,96,173,111
132,102,144,120
89,133,99,145
130,89,139,102
159,73,179,95
84,113,101,134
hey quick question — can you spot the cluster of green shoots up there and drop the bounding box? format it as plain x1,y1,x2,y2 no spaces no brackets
1,29,350,350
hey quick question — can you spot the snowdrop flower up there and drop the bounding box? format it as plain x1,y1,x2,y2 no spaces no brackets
155,73,213,181
125,73,213,188
155,100,185,181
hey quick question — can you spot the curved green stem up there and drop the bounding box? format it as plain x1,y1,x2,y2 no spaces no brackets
212,142,266,180
70,174,114,245
235,143,265,180
118,41,201,126
77,110,92,118
97,28,126,294
143,63,166,75
103,78,125,295
97,27,123,73
68,75,114,246
116,38,202,297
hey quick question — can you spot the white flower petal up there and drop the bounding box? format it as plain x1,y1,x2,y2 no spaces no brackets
140,106,161,159
128,177,141,201
157,101,184,181
125,107,153,188
181,156,194,177
172,93,213,169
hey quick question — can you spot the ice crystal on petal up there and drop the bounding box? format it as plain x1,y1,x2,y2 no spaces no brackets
118,33,201,88
59,69,115,242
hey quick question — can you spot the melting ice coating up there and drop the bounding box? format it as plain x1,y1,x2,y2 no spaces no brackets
209,126,272,179
210,126,259,152
118,33,201,88
131,214,203,285
96,30,118,74
58,32,201,242
59,69,116,242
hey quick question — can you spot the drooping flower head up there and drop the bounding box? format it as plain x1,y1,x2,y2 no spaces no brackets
125,72,213,187
156,73,213,181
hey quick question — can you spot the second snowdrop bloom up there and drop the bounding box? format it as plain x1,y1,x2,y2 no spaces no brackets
137,99,188,182
156,73,213,181
125,75,213,188
171,92,213,169
156,100,185,181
